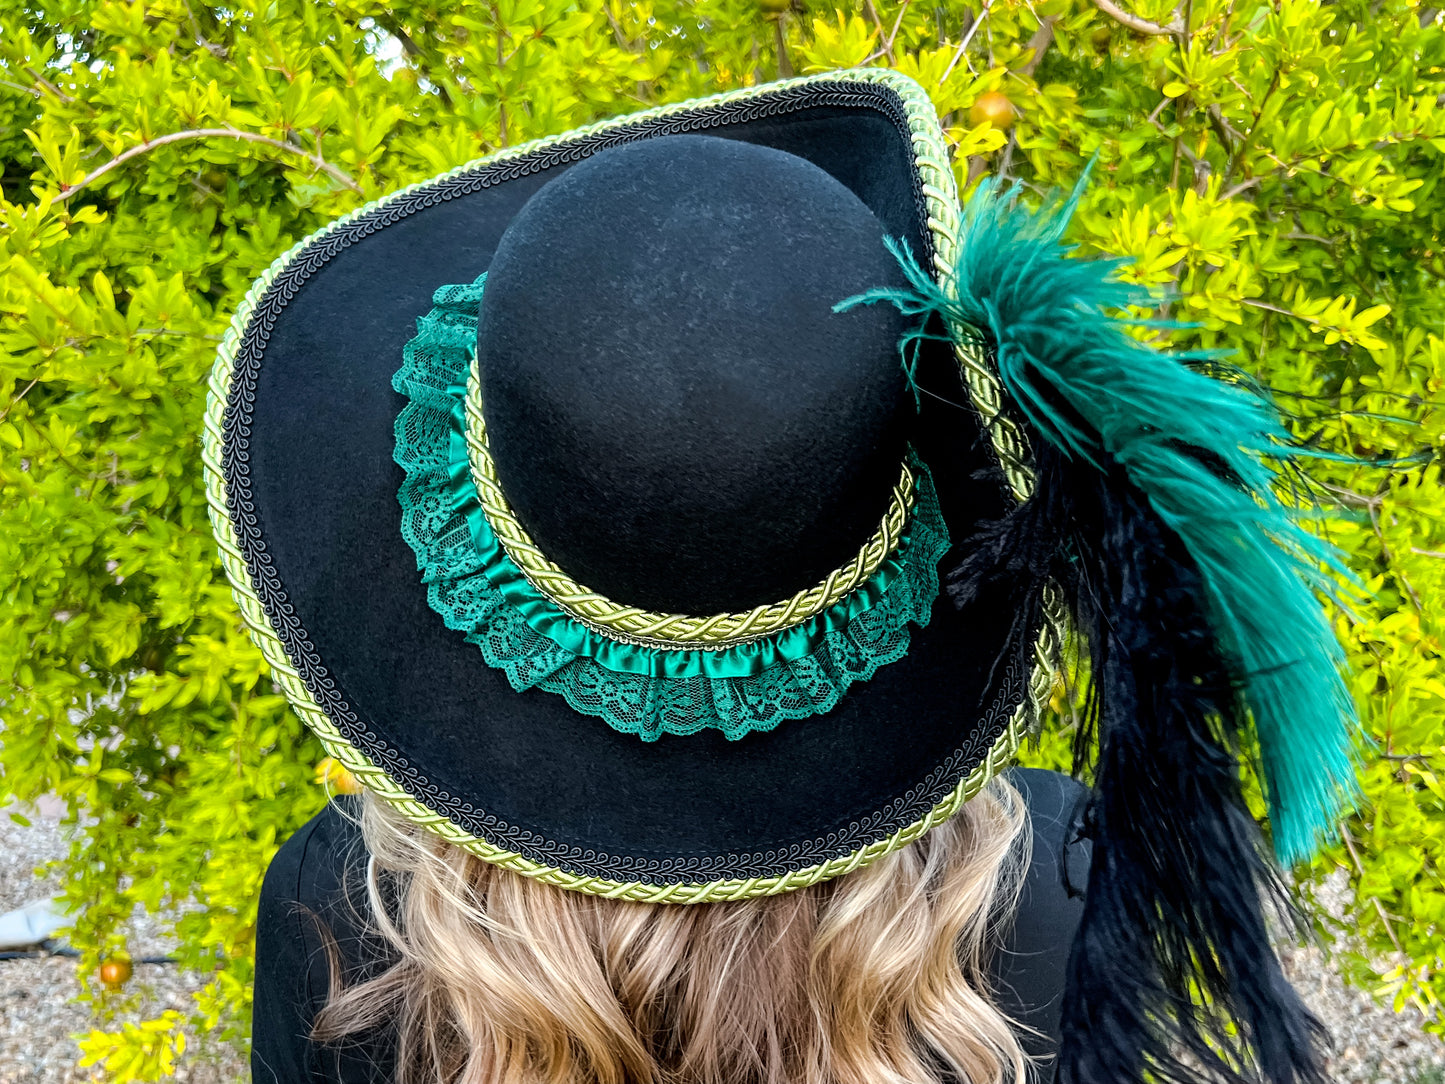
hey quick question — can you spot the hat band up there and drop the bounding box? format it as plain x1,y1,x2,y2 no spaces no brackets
393,276,952,740
460,289,915,651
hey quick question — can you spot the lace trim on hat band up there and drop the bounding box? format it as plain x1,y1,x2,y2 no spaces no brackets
392,275,951,739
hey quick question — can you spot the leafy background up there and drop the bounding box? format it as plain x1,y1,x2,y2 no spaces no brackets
1,0,1442,1077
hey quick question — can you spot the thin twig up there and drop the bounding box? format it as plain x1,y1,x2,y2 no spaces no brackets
0,79,43,100
1207,102,1243,152
883,0,914,55
1222,69,1279,187
1341,823,1406,957
1213,0,1238,50
0,379,40,426
23,414,86,477
942,0,992,82
130,328,224,341
997,129,1018,181
1316,479,1382,510
1090,0,1182,36
181,0,229,58
1220,177,1261,201
1238,297,1301,319
23,66,74,103
188,173,224,205
1283,230,1335,244
1411,547,1445,559
373,15,455,108
493,2,509,146
774,16,794,77
50,127,362,201
862,0,896,61
1363,495,1425,611
603,6,633,50
1258,148,1383,205
1396,568,1425,611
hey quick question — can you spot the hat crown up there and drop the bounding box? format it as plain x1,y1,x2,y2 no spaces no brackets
476,134,910,614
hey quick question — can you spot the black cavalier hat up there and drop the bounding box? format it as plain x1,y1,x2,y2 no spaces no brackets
207,69,1358,1084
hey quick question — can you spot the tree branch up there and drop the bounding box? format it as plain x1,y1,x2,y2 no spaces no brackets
1019,16,1056,76
51,127,363,202
1091,0,1183,36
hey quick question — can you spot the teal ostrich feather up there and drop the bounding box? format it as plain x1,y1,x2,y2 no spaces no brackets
840,179,1359,865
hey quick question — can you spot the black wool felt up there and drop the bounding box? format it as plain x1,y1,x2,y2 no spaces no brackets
949,441,1329,1084
478,134,912,613
234,82,1025,875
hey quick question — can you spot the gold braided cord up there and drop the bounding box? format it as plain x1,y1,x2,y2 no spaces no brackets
896,73,1073,713
203,67,1066,902
461,367,912,649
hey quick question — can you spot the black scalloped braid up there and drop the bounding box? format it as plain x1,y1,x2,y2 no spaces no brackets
220,80,1022,885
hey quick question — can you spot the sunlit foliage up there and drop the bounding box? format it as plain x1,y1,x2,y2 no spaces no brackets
1,0,1441,1074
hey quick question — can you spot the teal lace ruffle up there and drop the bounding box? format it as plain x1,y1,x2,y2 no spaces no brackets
393,277,951,740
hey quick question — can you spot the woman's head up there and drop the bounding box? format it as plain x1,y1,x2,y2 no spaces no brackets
315,776,1032,1084
221,74,1354,1084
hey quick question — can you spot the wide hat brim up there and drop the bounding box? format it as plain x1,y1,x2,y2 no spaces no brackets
205,69,1051,902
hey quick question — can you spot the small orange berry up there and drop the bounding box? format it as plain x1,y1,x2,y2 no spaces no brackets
969,91,1016,130
99,958,132,990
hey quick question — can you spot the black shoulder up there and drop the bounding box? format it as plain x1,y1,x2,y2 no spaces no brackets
252,799,394,1084
1008,767,1092,893
263,798,370,921
992,768,1093,1076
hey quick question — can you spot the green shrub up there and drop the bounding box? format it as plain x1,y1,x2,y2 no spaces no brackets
2,0,1441,1074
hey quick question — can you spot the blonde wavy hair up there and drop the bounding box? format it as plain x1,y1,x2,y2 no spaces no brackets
313,777,1034,1084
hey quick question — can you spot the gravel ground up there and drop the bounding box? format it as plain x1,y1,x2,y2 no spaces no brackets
1,799,1441,1083
0,798,245,1084
1280,869,1445,1084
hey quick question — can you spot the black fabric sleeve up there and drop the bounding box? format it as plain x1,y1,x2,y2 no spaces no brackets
253,810,331,1083
991,767,1093,1083
251,798,397,1084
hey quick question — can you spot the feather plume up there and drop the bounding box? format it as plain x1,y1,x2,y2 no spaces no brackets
949,443,1330,1084
838,178,1358,865
837,177,1359,1084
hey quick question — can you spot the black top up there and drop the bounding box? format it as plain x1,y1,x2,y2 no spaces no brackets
252,768,1090,1084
